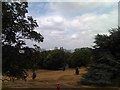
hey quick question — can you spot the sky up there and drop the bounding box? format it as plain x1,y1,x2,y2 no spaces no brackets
25,0,118,50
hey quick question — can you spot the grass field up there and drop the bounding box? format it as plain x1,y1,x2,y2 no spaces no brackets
2,67,87,88
2,67,120,90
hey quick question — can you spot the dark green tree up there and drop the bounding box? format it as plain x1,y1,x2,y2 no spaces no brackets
37,50,49,69
2,2,43,46
43,49,67,70
2,2,44,78
81,27,120,86
68,47,93,68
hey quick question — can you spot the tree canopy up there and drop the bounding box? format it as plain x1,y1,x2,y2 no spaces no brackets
43,48,67,70
2,2,43,47
81,27,120,86
68,47,93,68
2,2,44,78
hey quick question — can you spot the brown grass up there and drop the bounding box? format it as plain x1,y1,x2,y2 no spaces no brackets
2,67,88,88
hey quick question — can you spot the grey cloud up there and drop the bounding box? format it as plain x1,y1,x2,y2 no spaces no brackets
26,2,118,50
39,25,65,31
49,2,117,16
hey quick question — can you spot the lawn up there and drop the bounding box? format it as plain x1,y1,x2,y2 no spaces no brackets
2,67,120,90
2,67,87,88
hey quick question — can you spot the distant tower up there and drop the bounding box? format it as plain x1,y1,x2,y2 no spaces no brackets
60,47,64,50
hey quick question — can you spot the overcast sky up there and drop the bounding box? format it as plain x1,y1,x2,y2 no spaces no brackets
25,0,118,50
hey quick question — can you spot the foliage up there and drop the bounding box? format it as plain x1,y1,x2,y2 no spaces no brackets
2,45,28,79
2,2,43,46
2,2,44,78
81,27,120,86
68,47,93,68
43,49,67,70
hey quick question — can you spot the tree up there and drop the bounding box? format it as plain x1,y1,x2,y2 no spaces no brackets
43,49,67,70
81,27,120,86
68,47,93,68
2,45,29,80
2,1,44,78
2,2,43,47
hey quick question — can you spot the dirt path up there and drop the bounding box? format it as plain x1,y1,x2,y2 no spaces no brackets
3,67,87,88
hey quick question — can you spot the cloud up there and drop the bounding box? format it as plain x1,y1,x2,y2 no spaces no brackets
28,0,119,2
36,16,65,31
71,34,78,39
26,2,118,50
33,8,117,49
49,2,117,17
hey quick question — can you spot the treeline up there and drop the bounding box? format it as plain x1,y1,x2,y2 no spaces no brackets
2,45,94,71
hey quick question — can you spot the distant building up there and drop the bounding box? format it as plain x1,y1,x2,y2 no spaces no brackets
54,47,58,50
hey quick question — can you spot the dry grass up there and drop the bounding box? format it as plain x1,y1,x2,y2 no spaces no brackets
2,67,88,88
